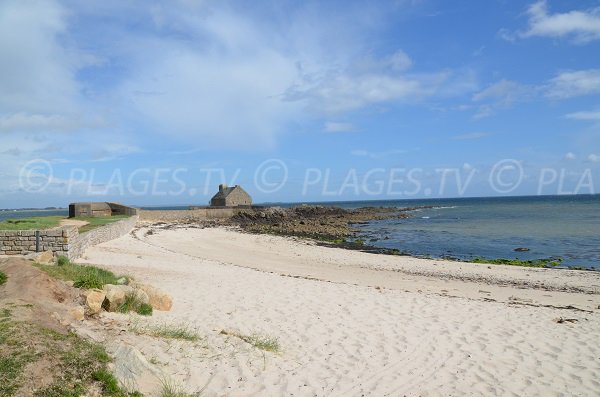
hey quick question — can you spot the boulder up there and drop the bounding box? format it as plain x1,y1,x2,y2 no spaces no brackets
130,282,173,311
26,250,55,264
69,306,85,321
111,343,163,394
85,288,106,315
103,284,149,312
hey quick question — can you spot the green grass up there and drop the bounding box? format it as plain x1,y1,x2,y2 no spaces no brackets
57,255,70,266
0,313,140,396
73,215,130,234
0,272,6,286
131,322,201,341
220,330,280,353
136,303,153,316
471,257,563,268
35,258,120,289
116,292,150,315
0,216,63,230
159,377,201,397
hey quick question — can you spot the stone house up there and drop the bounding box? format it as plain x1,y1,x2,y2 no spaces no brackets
210,184,252,207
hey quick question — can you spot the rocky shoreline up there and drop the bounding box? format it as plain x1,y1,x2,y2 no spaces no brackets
229,205,428,241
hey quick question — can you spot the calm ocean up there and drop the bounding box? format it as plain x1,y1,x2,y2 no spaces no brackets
268,195,600,269
3,195,599,268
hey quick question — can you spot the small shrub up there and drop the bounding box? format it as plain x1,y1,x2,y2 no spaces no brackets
36,262,121,289
73,273,103,289
136,303,153,316
0,271,6,286
117,292,151,316
57,255,70,266
93,368,121,395
248,334,280,352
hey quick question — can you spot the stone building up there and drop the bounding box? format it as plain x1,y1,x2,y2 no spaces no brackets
69,202,138,217
210,184,252,207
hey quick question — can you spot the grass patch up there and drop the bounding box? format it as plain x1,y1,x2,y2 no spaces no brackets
131,321,201,341
219,329,280,353
35,258,120,289
0,271,6,286
471,257,562,268
159,377,201,397
136,303,153,316
116,292,150,315
0,216,63,230
0,316,140,396
74,215,130,234
57,255,70,266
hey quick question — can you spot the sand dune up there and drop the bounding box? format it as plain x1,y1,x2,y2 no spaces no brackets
78,225,600,396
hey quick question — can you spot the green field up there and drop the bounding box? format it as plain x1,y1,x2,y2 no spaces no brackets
0,216,63,230
0,215,129,232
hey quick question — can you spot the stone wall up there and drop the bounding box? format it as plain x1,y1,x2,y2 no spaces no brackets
0,228,73,256
139,208,244,222
0,215,138,260
67,215,138,260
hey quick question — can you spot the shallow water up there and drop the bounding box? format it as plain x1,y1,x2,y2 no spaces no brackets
342,195,600,268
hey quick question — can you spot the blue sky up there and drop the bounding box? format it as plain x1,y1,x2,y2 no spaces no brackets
1,0,599,207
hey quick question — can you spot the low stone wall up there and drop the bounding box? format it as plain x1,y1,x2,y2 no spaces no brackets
67,215,138,260
0,216,138,260
139,208,244,222
0,229,73,256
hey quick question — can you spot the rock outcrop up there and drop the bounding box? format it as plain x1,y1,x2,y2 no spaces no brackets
84,288,106,315
102,284,149,312
129,281,173,311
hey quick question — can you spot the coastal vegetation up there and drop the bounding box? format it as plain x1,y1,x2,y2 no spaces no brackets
471,257,563,268
35,257,123,289
130,321,201,342
0,214,129,233
116,293,153,316
219,329,280,353
0,309,140,396
0,216,62,230
0,271,6,286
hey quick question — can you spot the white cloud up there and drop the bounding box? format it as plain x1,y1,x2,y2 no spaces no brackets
564,152,576,160
350,149,407,159
452,132,490,140
324,122,356,133
589,154,600,162
565,109,600,120
0,113,101,133
472,80,531,118
547,69,600,98
473,80,529,104
520,1,600,43
0,1,82,115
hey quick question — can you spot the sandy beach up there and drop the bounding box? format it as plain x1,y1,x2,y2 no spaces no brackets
77,223,600,396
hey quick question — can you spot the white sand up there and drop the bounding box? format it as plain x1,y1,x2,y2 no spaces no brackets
79,224,600,396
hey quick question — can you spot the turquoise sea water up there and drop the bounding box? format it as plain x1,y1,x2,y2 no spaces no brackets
4,195,599,268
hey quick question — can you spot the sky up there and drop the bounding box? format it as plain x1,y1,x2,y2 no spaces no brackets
1,0,600,208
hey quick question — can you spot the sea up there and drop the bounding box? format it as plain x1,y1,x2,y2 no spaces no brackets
3,195,599,269
265,195,600,269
